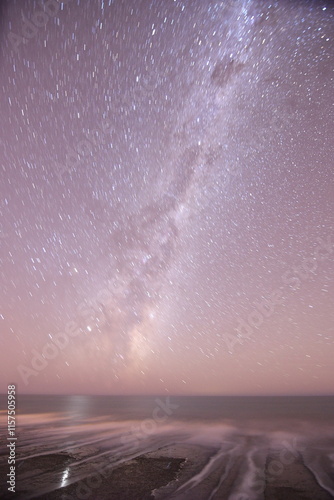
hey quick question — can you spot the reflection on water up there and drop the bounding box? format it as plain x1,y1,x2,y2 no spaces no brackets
60,466,70,488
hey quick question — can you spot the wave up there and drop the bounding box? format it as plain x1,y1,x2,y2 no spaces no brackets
4,416,334,499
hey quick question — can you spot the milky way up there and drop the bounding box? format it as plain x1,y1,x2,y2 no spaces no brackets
1,0,333,395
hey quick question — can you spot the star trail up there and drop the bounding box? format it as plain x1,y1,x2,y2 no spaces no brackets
0,0,333,395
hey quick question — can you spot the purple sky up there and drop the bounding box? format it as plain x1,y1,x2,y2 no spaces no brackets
1,0,333,395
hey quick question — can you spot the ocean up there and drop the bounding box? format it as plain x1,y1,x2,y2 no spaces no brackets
1,395,334,499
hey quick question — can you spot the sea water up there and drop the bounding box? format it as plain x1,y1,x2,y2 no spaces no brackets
1,395,334,499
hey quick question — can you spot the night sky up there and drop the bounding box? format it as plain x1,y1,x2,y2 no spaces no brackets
1,0,333,395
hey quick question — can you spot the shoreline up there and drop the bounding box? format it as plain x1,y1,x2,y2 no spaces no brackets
1,441,334,499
